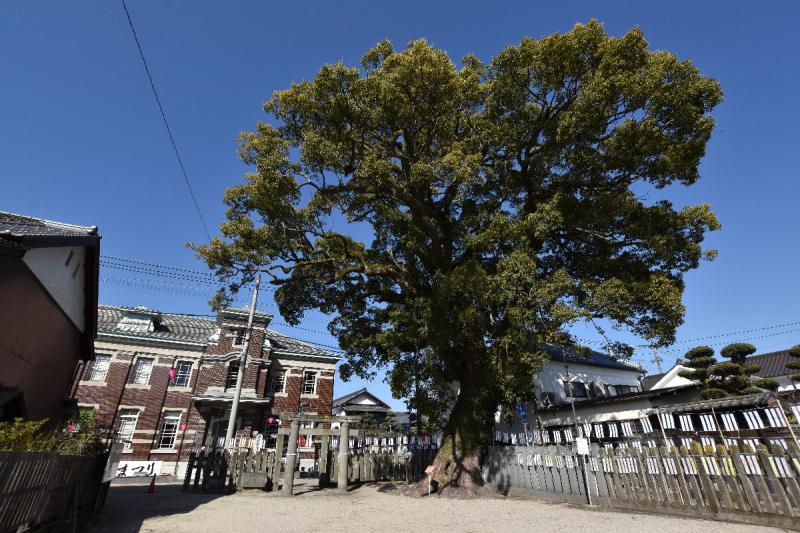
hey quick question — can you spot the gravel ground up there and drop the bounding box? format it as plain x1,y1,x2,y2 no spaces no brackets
90,482,789,533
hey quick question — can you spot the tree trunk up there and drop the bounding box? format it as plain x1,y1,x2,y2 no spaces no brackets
409,383,495,497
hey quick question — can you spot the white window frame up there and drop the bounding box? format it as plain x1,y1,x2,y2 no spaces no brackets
130,357,154,385
302,371,317,395
640,417,654,433
117,409,139,450
231,328,246,347
87,354,111,381
564,380,588,399
173,361,192,387
157,411,182,450
271,369,286,393
226,363,240,390
679,414,694,432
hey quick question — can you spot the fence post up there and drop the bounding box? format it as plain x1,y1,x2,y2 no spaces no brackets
318,435,330,488
756,445,791,515
337,421,350,491
183,452,195,491
282,419,300,496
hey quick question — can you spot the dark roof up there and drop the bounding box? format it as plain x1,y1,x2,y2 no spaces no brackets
543,344,642,372
640,372,666,391
0,211,99,248
98,305,340,360
333,388,391,410
266,328,341,359
98,306,217,345
748,350,795,379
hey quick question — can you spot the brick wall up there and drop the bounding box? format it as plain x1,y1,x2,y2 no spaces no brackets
73,308,339,476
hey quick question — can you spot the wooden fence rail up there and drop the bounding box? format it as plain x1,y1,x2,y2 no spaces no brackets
183,445,438,493
483,443,800,530
0,451,107,533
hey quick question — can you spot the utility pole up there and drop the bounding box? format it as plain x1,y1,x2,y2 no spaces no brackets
651,347,664,374
224,273,261,449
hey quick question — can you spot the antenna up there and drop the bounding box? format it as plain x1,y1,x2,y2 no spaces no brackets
651,347,664,374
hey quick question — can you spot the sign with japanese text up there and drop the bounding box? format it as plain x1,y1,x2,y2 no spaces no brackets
116,460,163,477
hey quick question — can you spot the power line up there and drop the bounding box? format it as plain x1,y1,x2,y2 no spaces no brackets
100,262,218,284
120,0,211,241
639,320,800,348
101,255,215,276
660,328,800,356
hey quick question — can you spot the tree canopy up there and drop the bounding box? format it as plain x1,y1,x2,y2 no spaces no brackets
678,346,725,399
195,21,722,489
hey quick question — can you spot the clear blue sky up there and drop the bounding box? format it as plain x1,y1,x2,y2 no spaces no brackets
2,1,799,409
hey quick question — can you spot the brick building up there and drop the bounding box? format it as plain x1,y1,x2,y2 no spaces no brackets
72,304,339,476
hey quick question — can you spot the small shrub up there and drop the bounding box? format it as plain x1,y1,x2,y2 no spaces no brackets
0,417,106,456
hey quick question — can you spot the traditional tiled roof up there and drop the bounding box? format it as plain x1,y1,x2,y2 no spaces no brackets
266,328,341,359
543,344,642,372
98,305,216,346
0,211,98,238
640,373,666,390
332,388,391,409
97,304,341,360
748,350,795,379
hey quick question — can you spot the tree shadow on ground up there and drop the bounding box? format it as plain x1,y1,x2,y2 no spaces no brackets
88,484,225,533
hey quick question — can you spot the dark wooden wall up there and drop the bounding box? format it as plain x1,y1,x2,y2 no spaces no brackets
0,254,83,423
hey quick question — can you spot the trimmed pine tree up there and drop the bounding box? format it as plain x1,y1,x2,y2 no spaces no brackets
713,343,770,395
678,346,726,399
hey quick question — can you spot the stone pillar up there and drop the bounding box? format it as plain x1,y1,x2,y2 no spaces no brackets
337,421,350,492
282,419,300,496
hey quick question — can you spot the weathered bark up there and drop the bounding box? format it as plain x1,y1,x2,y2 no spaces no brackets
408,382,495,497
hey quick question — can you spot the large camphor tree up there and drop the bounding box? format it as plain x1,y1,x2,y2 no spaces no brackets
195,21,722,495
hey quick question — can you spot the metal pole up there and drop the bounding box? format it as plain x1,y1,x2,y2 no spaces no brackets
224,273,261,448
565,365,592,505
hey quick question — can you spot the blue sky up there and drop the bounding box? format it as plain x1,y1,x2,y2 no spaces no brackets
2,1,799,410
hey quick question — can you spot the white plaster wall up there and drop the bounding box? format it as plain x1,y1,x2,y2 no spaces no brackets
22,246,86,332
534,360,642,403
355,395,377,405
649,364,694,390
774,376,800,392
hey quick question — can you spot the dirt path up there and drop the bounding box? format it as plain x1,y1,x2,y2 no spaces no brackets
90,482,788,533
